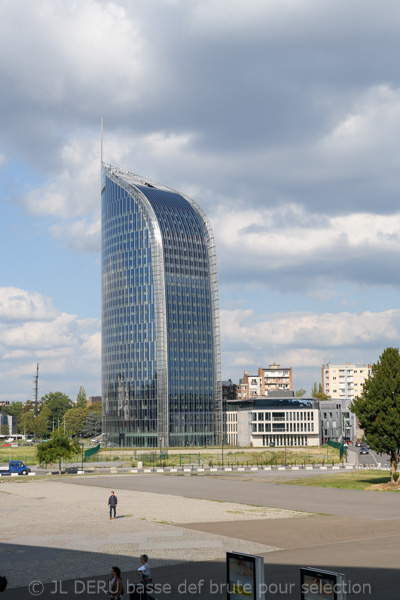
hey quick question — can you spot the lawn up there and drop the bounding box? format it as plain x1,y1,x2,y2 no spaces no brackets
0,445,38,465
280,470,400,491
97,446,341,467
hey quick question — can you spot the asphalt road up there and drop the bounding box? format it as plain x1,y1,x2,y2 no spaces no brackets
66,472,400,519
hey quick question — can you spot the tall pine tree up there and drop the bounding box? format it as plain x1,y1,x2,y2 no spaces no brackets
351,347,400,483
76,386,87,409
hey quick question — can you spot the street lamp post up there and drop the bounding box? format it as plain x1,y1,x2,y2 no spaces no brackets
222,437,225,467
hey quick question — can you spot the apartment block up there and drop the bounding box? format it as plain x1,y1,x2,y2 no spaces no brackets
225,394,319,447
236,364,292,399
322,362,372,400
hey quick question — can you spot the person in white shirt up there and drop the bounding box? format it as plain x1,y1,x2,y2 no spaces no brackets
136,555,154,600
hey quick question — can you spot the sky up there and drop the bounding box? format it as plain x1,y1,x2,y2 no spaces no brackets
2,0,400,403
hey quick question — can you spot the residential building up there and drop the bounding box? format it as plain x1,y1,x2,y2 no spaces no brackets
322,362,372,400
0,414,16,436
319,398,356,443
225,392,320,447
87,396,102,406
101,164,222,447
236,364,292,399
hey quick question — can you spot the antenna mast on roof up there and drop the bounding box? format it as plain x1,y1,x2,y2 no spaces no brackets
33,363,39,416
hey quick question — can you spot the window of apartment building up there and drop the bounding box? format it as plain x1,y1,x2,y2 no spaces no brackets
258,412,264,421
273,423,285,432
258,423,264,432
324,413,327,418
252,423,257,432
333,376,336,380
252,413,257,421
265,412,271,421
272,412,285,421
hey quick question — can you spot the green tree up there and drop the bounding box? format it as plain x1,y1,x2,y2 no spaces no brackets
22,400,35,414
2,401,23,418
83,411,102,438
18,411,35,436
295,388,306,397
311,382,330,401
63,407,88,437
0,423,10,436
42,392,72,427
88,401,102,415
351,347,400,484
36,433,81,474
33,405,52,439
76,386,87,409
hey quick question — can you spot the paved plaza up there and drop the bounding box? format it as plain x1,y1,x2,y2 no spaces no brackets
1,472,400,599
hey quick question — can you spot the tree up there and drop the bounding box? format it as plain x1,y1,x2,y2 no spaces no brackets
295,389,306,397
2,401,23,418
42,392,72,426
76,386,87,409
63,407,88,437
33,405,52,439
18,411,35,436
22,400,35,414
311,382,330,401
36,434,81,474
0,423,9,436
88,401,102,415
351,347,400,484
83,411,102,438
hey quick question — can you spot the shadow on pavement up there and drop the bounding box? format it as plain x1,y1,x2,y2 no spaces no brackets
0,541,398,600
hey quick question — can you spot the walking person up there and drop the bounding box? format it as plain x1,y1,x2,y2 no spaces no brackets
107,566,124,599
129,555,155,600
108,490,118,519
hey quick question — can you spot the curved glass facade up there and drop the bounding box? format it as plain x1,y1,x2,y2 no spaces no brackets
102,164,222,447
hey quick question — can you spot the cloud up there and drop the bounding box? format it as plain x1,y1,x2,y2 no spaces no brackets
221,307,395,391
0,287,58,322
221,307,400,350
0,287,100,402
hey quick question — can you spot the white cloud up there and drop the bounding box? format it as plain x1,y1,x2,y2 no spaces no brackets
0,1,147,112
221,308,400,349
0,287,100,402
0,287,58,322
212,204,400,273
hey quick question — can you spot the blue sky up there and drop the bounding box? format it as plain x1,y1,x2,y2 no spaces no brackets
2,0,400,402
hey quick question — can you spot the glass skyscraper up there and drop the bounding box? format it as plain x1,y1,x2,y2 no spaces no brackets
101,164,222,447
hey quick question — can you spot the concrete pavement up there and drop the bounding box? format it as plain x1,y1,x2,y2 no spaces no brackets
2,472,400,599
67,472,400,519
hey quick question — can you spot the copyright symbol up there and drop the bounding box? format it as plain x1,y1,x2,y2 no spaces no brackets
28,581,44,596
